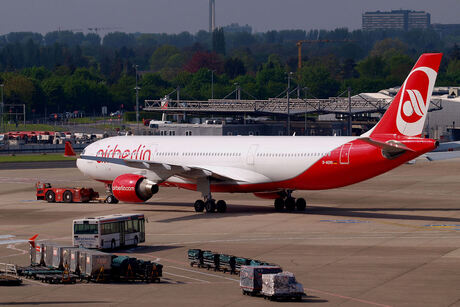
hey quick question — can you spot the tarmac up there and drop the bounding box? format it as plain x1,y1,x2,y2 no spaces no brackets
0,159,460,306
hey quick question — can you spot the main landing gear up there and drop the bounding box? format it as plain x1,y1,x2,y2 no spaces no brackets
194,198,227,213
105,183,119,204
274,191,306,212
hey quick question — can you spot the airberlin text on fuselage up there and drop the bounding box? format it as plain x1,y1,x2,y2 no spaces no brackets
96,144,151,162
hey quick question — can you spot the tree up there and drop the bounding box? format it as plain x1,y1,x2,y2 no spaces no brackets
356,56,387,79
149,45,181,71
224,58,246,79
370,38,408,60
299,65,340,98
212,28,226,55
183,51,223,74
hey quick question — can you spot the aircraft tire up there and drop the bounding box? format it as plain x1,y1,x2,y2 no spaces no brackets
106,195,118,204
274,198,284,211
295,198,306,211
216,200,227,213
194,200,205,212
205,199,216,213
285,197,296,211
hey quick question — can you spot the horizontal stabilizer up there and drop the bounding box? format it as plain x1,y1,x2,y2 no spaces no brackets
425,151,460,161
359,137,414,153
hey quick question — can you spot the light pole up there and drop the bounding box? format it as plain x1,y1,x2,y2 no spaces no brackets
304,87,308,136
0,84,3,132
134,65,140,135
287,72,293,136
210,69,216,100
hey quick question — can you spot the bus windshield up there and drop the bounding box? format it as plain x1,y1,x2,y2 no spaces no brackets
74,223,98,234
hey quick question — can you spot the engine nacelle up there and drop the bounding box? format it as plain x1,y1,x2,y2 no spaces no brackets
112,174,159,203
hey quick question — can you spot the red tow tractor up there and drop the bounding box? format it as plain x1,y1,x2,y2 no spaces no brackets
36,182,99,203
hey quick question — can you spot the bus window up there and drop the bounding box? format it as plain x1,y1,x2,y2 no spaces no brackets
140,220,144,233
125,220,134,233
74,223,98,234
133,220,139,232
101,222,119,235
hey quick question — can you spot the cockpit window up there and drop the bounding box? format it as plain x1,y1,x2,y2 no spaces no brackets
81,149,86,155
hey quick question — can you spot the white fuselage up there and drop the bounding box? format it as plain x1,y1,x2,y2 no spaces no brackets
77,135,356,185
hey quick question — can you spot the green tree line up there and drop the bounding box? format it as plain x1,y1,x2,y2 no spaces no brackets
0,28,458,116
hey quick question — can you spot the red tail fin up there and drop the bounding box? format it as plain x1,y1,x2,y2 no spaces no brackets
28,234,39,248
64,141,76,157
365,53,443,138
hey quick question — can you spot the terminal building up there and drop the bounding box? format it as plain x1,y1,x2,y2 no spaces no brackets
362,10,431,31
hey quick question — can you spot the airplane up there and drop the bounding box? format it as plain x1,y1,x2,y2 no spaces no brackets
77,53,443,213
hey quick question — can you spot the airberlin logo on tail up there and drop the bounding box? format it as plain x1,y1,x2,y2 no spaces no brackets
396,66,437,136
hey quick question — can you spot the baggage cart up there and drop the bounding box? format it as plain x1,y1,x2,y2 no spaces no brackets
111,256,162,283
240,265,282,295
188,249,203,267
202,251,219,271
219,254,236,274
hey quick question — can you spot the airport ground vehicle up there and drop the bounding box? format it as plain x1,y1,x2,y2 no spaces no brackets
73,214,146,249
36,182,99,203
24,243,162,284
77,54,446,213
261,272,304,301
188,249,273,275
240,265,283,295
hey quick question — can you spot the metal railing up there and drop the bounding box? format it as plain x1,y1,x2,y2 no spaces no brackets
145,97,443,115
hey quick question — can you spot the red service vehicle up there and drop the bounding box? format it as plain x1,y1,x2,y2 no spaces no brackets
36,182,99,203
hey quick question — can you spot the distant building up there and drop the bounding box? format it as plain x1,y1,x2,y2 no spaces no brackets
432,23,460,36
362,10,430,31
222,23,252,34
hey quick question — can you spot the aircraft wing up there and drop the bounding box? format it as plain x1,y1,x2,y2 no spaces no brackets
80,155,269,183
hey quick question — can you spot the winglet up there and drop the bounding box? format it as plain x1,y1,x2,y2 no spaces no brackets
28,234,39,248
64,141,76,157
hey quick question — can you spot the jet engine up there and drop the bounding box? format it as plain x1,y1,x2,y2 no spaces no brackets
112,174,159,203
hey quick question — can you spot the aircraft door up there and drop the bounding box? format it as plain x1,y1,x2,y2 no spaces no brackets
120,221,125,246
246,144,259,165
339,143,352,164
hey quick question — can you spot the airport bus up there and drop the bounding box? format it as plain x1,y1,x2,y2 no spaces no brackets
73,214,145,249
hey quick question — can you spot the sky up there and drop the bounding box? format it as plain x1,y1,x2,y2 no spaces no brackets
0,0,459,35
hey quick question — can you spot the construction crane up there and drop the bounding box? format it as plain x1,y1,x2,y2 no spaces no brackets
88,27,121,34
296,39,353,71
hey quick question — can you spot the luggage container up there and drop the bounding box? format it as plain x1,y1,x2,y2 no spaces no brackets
261,272,304,301
52,246,74,269
219,254,236,274
43,243,58,267
188,249,203,267
34,242,46,266
240,265,282,295
83,251,112,281
29,244,36,265
235,257,251,272
61,247,79,270
70,248,82,274
202,251,219,271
